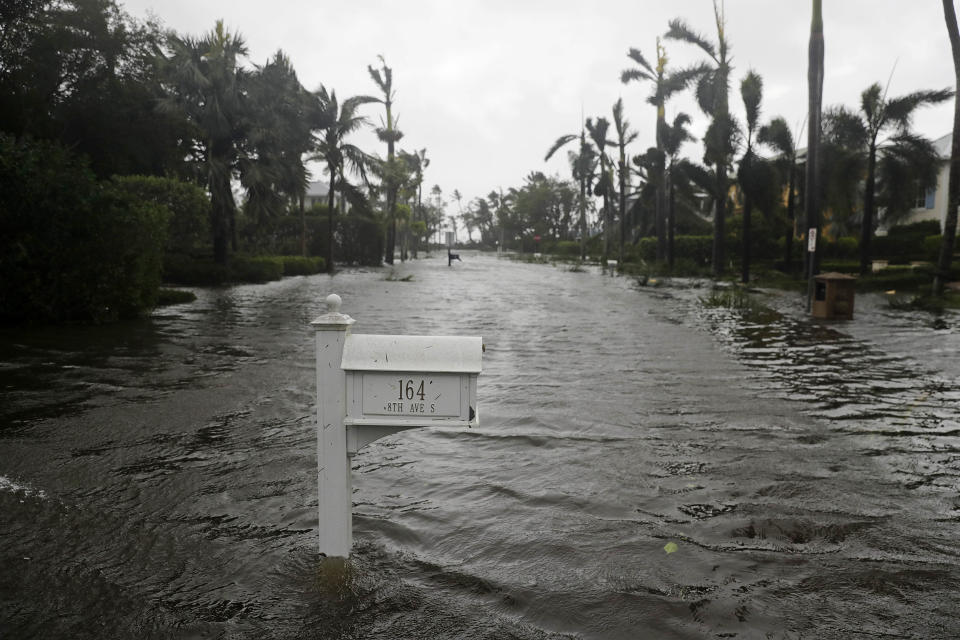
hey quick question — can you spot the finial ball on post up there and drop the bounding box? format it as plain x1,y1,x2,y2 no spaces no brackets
325,293,342,313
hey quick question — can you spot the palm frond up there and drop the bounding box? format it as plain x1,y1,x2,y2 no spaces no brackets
740,70,763,136
627,47,656,76
661,62,711,100
884,88,953,129
545,134,578,161
757,116,795,157
665,18,717,62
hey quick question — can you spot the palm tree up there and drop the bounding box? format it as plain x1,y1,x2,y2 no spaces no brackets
666,1,735,276
407,149,429,258
545,126,597,261
160,20,249,265
660,113,695,269
612,98,639,263
242,51,316,254
936,0,960,296
621,39,706,261
586,117,616,261
368,56,403,264
826,83,951,275
737,71,763,283
313,86,376,272
758,117,800,273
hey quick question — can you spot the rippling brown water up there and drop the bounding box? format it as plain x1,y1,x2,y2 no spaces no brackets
2,253,960,638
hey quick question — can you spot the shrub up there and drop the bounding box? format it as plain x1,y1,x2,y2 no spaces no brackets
157,289,197,306
0,135,169,323
545,240,581,257
111,175,210,254
228,256,284,283
280,255,325,276
162,253,229,286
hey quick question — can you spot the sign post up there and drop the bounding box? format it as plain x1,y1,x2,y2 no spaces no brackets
312,294,481,558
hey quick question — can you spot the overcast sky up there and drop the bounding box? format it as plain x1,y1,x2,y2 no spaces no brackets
121,0,957,212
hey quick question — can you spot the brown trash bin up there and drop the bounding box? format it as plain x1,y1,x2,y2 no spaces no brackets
812,272,856,320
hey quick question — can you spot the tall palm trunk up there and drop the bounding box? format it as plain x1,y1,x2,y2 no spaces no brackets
299,193,306,257
618,145,627,264
806,0,825,307
784,164,796,272
326,167,337,272
712,70,730,277
713,159,727,276
860,141,877,275
209,144,234,266
935,0,960,296
741,192,753,283
656,109,667,262
668,173,676,270
385,128,397,264
579,171,587,261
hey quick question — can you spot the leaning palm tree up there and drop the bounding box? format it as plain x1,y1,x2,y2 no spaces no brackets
937,0,960,296
621,38,706,261
826,82,952,274
545,126,597,261
666,1,735,276
368,56,403,264
160,20,249,265
313,86,376,272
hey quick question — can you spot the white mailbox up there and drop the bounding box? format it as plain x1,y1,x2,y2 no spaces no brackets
312,294,482,558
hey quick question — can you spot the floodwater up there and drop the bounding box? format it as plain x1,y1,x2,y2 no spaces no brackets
2,253,960,639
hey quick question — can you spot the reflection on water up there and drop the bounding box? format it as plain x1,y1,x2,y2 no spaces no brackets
2,255,960,639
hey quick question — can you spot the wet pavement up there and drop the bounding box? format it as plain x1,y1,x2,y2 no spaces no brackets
2,253,959,638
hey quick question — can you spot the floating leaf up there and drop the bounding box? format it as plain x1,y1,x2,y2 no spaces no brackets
664,541,679,554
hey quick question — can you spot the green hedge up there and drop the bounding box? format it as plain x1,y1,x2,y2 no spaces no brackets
280,255,325,276
0,135,169,324
162,253,325,286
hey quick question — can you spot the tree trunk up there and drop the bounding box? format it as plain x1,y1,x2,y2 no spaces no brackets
656,111,666,263
579,173,587,261
668,172,676,270
712,168,726,276
860,141,877,276
300,193,306,257
618,147,627,264
326,168,336,273
741,194,752,283
935,0,960,296
784,163,796,273
805,0,825,307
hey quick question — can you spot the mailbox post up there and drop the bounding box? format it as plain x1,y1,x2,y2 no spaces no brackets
312,294,481,558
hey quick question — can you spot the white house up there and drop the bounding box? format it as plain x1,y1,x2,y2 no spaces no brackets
305,180,348,212
902,132,951,231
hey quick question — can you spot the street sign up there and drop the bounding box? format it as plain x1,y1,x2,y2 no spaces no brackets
808,228,817,252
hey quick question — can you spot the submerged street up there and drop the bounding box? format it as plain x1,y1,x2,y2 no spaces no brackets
2,253,960,638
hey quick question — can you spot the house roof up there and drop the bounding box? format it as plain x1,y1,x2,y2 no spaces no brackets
931,132,951,159
306,181,330,197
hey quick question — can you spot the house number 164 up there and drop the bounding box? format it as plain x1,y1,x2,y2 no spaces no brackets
398,379,426,401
